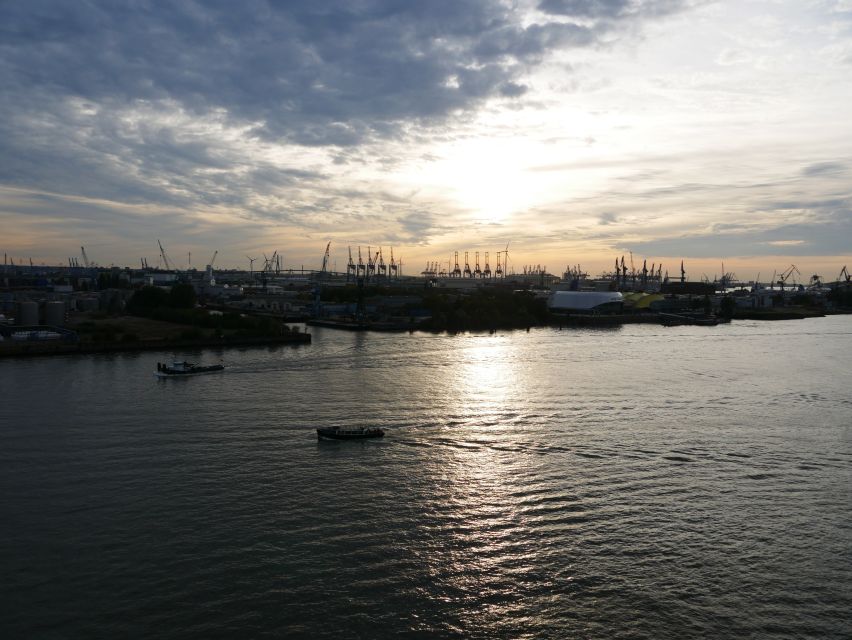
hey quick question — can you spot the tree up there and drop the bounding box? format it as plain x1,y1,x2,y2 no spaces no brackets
167,283,197,309
127,286,169,313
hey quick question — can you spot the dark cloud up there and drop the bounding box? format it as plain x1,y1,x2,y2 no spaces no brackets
801,161,847,177
538,0,690,20
396,211,449,244
539,0,633,18
0,0,600,149
0,0,696,149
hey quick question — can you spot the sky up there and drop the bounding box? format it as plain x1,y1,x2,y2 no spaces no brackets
1,0,851,282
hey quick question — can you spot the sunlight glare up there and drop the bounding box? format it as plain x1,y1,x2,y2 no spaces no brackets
424,137,553,224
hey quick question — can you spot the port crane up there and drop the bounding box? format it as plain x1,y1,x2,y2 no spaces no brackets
366,246,376,279
157,240,175,271
314,242,331,317
320,242,331,275
389,248,398,278
718,262,737,290
357,246,366,278
347,246,357,282
777,264,800,291
503,242,510,277
838,265,850,283
263,250,280,275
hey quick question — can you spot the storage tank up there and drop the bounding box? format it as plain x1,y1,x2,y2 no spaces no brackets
44,300,66,326
16,301,39,325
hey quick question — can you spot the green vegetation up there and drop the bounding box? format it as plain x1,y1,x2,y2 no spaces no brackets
97,271,131,290
418,289,550,332
73,320,141,343
126,285,295,337
126,283,196,312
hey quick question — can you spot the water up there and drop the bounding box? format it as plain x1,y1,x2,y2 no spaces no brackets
1,317,851,638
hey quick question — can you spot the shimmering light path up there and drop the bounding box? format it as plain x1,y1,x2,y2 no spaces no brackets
2,318,850,638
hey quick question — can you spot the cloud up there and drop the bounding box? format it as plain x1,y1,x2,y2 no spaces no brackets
627,199,852,257
1,1,702,150
0,0,706,266
716,48,752,66
0,1,613,151
0,2,688,220
801,161,847,177
538,0,692,20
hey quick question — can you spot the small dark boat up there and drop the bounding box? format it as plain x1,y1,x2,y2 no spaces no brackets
155,360,225,377
317,427,385,440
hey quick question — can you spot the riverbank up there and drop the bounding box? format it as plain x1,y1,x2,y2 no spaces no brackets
0,332,311,358
0,312,310,358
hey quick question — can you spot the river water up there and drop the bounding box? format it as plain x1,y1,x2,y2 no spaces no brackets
1,317,851,638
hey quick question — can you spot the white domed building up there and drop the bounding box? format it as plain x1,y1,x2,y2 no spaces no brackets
547,291,624,314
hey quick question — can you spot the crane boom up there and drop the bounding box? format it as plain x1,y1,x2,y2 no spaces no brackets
157,239,173,271
321,242,331,274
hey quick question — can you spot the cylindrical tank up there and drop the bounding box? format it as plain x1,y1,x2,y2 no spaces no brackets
44,300,66,326
16,301,39,325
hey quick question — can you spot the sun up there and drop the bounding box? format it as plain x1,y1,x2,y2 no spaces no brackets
411,135,552,224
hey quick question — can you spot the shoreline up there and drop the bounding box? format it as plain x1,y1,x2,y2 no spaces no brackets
0,332,310,358
309,308,847,332
3,308,847,354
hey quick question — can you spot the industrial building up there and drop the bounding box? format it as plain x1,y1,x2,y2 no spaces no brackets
548,291,624,314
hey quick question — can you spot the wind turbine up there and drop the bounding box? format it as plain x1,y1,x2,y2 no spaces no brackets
246,255,257,278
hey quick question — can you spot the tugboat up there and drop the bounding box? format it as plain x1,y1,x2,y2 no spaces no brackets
155,360,225,377
317,427,385,440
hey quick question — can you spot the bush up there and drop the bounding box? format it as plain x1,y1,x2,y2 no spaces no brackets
127,286,169,314
168,283,197,309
